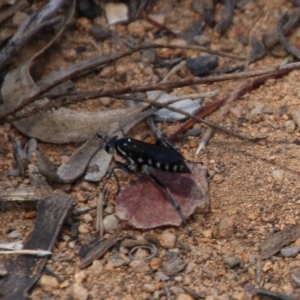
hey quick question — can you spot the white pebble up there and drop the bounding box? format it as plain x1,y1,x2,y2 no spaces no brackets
78,224,89,234
39,275,59,292
70,283,88,300
103,214,119,233
160,231,177,249
272,169,284,184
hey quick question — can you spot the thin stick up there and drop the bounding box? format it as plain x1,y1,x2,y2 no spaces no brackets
119,95,263,142
42,67,292,111
96,191,106,238
0,249,52,256
196,127,214,154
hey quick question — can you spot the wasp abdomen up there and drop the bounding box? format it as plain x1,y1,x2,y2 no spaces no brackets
107,136,191,173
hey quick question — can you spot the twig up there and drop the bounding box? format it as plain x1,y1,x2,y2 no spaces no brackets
196,127,214,154
46,67,291,106
96,190,106,238
147,60,187,101
117,94,263,142
277,12,300,59
164,282,172,300
256,259,262,285
169,71,290,138
0,250,52,256
151,43,245,61
141,11,177,36
2,45,297,120
79,234,117,269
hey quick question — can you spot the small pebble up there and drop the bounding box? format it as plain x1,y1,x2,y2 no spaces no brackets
176,294,194,300
100,97,112,106
25,211,36,219
129,260,150,273
160,231,177,249
229,106,243,119
90,260,104,273
186,55,218,76
99,66,115,78
12,11,28,26
76,17,91,31
82,213,93,223
250,102,264,115
193,34,210,45
104,204,115,214
70,283,89,300
7,230,22,239
224,256,241,269
76,192,87,203
183,274,192,285
103,214,119,233
128,20,147,38
132,248,149,260
68,241,76,249
150,257,161,270
281,245,300,257
262,261,273,272
272,169,284,189
142,283,156,293
261,213,276,223
218,217,235,238
81,182,95,191
156,271,169,281
91,24,111,41
108,253,129,267
155,38,186,59
202,230,212,238
284,120,295,133
60,280,70,288
53,183,72,192
291,110,300,127
62,48,78,62
74,271,87,283
174,275,183,281
162,255,186,276
39,275,59,292
78,224,90,234
213,174,224,184
104,2,128,24
246,113,263,123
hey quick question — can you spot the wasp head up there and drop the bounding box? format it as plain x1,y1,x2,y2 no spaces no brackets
105,136,119,154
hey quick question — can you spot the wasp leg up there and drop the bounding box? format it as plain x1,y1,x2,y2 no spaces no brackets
105,162,139,194
146,116,176,150
142,165,192,236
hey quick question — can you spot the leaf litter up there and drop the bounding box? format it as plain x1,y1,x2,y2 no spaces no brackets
2,0,300,299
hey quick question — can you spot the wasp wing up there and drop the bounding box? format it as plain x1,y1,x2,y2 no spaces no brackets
117,138,190,172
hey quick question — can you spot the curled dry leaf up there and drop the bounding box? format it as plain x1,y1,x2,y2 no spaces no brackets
115,163,209,229
13,107,145,144
146,91,202,122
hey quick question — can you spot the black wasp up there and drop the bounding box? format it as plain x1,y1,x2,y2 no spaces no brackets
102,134,192,235
105,136,191,174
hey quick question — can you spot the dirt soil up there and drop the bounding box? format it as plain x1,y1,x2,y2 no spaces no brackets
2,0,300,299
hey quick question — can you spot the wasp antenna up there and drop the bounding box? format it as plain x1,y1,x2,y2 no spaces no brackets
120,129,126,137
97,131,109,143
